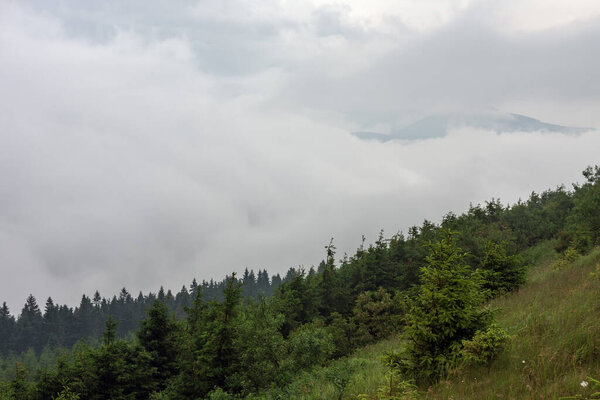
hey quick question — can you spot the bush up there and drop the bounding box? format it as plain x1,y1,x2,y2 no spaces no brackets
460,324,510,368
553,246,579,270
352,288,405,346
323,359,364,400
372,352,418,400
285,321,335,371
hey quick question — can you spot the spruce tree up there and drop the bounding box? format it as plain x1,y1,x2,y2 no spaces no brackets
16,294,43,353
480,241,526,295
137,299,179,391
0,302,15,357
402,232,491,385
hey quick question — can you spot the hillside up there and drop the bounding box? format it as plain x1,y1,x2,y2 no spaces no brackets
1,166,598,400
269,242,600,399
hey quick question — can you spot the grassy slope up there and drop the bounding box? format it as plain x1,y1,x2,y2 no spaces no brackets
278,242,600,400
430,242,600,399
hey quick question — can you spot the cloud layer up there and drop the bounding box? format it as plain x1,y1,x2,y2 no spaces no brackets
1,0,599,311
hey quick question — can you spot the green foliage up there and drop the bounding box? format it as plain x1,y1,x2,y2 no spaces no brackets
234,297,286,393
169,275,245,398
286,321,335,371
402,232,491,385
274,269,319,337
322,359,364,400
460,323,510,368
102,316,118,346
206,387,236,399
137,299,179,391
327,312,356,358
373,352,418,400
553,246,580,270
565,166,600,252
480,241,526,295
0,382,14,400
318,240,352,318
11,363,29,400
352,288,405,346
590,261,600,279
53,384,80,400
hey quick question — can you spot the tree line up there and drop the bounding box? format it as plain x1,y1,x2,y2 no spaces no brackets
0,269,286,359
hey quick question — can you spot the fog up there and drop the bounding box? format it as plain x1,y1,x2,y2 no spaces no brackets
1,0,599,312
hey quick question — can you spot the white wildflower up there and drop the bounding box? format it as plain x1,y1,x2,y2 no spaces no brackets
580,380,589,388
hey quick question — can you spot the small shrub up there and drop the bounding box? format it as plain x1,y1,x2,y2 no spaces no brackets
352,289,405,346
285,321,335,371
54,385,80,400
206,387,236,400
373,352,418,400
460,324,510,368
323,359,364,400
553,247,580,270
590,262,600,279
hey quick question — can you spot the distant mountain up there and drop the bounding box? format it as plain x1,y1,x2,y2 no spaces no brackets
352,112,591,142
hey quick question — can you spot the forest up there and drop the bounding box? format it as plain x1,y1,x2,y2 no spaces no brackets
1,165,599,399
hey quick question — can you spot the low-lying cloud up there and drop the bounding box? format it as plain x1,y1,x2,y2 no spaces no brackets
1,1,599,312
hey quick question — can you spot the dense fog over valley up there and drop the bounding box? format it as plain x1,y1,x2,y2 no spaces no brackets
1,0,600,311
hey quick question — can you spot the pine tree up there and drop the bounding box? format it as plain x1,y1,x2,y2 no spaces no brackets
102,316,118,346
16,294,43,353
256,269,270,296
402,232,491,385
137,299,179,391
43,297,60,347
480,241,526,295
318,240,351,317
174,275,244,397
208,274,243,391
92,291,102,309
0,302,15,357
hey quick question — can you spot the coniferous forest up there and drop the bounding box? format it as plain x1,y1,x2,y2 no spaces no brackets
1,165,599,399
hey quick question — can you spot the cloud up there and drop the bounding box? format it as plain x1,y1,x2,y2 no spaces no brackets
1,1,600,312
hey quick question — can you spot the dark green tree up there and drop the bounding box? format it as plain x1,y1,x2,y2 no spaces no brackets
352,288,405,345
0,302,15,357
137,300,179,391
16,294,43,353
402,232,491,385
102,316,118,346
233,296,286,393
480,241,526,295
567,165,600,250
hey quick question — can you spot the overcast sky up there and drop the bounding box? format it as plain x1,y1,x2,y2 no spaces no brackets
1,0,600,313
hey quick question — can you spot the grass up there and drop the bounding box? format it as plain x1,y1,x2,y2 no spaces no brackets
429,244,600,399
267,337,401,400
277,241,600,399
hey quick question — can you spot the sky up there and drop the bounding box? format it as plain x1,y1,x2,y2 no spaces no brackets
1,0,600,313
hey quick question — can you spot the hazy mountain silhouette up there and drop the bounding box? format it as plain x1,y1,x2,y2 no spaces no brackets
352,112,591,142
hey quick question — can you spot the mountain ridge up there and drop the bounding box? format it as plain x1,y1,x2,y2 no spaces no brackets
352,112,592,142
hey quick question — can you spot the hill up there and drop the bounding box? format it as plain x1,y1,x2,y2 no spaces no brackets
269,242,600,399
1,165,598,399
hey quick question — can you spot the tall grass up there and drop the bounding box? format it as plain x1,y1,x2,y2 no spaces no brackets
261,338,400,400
428,245,600,399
